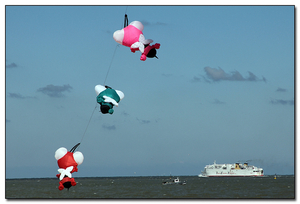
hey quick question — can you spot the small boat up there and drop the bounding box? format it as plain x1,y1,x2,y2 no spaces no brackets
162,177,186,185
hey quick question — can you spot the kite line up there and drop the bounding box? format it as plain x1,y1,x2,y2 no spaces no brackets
103,44,120,85
76,6,130,150
104,7,128,85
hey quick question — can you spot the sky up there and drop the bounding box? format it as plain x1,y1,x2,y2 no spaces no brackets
5,5,295,179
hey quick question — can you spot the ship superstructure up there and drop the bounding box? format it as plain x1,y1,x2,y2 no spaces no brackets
198,161,264,177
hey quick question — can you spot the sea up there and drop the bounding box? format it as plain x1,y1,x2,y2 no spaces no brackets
5,175,295,199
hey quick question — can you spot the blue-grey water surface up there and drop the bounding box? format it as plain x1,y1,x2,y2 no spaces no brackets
6,175,294,199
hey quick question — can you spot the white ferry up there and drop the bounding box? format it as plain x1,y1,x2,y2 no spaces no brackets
198,161,264,177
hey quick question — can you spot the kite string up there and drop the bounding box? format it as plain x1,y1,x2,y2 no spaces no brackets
78,20,121,149
103,5,128,85
103,44,119,85
78,103,98,147
76,6,128,150
124,5,128,15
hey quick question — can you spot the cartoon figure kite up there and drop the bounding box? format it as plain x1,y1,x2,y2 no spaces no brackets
54,143,83,190
95,85,124,114
113,21,160,61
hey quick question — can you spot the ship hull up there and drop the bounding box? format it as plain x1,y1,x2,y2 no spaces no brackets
199,174,264,177
199,161,264,178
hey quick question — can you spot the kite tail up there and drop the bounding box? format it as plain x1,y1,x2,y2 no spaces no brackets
70,143,81,153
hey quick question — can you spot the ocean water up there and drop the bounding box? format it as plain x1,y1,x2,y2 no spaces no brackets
6,175,294,199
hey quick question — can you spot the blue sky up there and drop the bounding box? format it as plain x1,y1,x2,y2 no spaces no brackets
5,5,294,178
